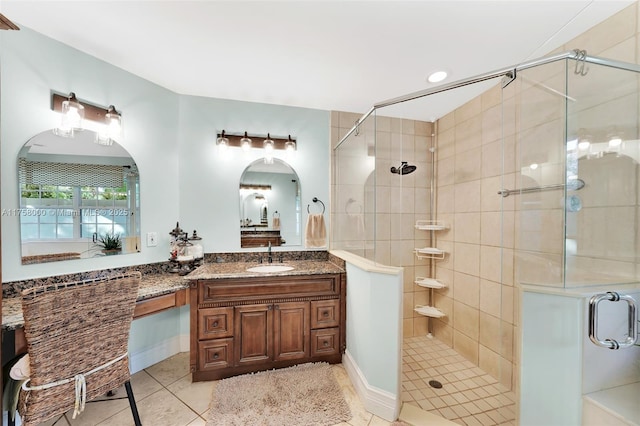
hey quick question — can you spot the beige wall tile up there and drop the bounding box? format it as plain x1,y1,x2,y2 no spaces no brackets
482,84,502,110
569,2,637,55
453,272,480,308
454,181,481,213
480,245,502,283
455,115,483,154
480,279,502,317
438,155,455,187
454,330,479,364
479,312,501,353
413,316,428,335
481,139,502,178
437,184,455,214
455,96,482,124
433,319,453,346
482,103,502,145
478,345,500,379
453,301,479,340
438,127,456,160
454,212,481,244
403,318,414,338
454,242,480,276
403,292,415,319
439,111,456,132
454,146,482,183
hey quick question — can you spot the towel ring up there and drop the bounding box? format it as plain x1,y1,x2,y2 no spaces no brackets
307,197,325,214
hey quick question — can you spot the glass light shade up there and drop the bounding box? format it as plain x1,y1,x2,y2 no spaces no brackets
216,132,229,153
96,106,123,145
55,94,85,137
609,137,622,147
263,135,275,164
241,132,252,152
285,139,296,153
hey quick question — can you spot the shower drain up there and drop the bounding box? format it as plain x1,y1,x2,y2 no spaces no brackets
428,380,443,389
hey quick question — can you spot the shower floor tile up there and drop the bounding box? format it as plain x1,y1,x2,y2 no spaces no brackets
402,335,516,426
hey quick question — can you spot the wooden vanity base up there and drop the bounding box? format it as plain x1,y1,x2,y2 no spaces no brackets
189,273,346,381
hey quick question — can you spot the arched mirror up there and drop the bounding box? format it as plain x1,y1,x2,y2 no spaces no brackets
239,158,300,248
17,130,141,264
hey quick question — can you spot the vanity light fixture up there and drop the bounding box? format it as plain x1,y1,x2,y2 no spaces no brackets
214,131,297,158
216,130,230,153
240,132,252,152
263,133,275,164
51,92,125,141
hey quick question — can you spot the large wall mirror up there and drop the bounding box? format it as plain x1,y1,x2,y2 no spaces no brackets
17,130,141,264
239,158,301,248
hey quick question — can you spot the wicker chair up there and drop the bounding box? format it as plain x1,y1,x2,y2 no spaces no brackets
11,272,143,426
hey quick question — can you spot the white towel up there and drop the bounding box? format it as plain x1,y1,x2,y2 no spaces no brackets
272,217,281,230
305,214,326,248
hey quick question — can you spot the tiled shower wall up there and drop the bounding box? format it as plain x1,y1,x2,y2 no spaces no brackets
431,2,640,392
330,111,435,338
331,0,640,395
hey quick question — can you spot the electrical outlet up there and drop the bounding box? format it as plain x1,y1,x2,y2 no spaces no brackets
147,232,158,247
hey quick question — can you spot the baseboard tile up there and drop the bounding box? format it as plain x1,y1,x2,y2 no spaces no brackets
342,350,399,421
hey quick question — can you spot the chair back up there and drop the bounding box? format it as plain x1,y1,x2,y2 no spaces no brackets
18,272,141,425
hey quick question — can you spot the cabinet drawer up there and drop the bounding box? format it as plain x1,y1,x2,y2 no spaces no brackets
198,338,234,370
198,307,234,340
310,327,339,357
310,299,340,329
199,274,340,302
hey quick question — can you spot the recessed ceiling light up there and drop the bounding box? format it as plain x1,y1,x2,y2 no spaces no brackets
427,70,448,83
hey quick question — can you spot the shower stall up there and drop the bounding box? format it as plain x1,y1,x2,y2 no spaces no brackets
332,50,640,425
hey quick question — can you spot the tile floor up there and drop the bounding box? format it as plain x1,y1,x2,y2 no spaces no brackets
401,335,517,426
22,352,397,426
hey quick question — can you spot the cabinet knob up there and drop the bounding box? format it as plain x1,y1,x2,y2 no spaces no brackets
213,321,219,327
213,353,219,359
323,340,329,347
323,311,329,317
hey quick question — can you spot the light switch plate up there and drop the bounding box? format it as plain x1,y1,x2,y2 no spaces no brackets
147,232,158,247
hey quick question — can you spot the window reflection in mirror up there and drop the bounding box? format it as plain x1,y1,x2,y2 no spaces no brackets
239,158,301,248
17,130,141,264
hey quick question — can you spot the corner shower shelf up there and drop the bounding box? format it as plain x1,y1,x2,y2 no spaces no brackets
414,305,446,318
415,277,447,289
415,220,448,231
414,247,446,260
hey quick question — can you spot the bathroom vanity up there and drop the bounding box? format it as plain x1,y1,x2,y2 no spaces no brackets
187,260,346,381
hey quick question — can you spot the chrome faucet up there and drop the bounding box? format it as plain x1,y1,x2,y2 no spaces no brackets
267,241,273,263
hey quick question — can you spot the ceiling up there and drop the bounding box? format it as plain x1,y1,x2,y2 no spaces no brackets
2,1,635,122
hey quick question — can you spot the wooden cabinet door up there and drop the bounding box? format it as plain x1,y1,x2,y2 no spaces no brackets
273,301,309,361
234,304,273,366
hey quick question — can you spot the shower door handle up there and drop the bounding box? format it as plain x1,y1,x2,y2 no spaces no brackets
588,292,637,349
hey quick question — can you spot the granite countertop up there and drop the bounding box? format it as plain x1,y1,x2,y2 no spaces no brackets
2,258,345,331
185,259,345,280
2,273,189,331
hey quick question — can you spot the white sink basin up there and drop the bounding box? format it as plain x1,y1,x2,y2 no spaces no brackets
246,265,295,273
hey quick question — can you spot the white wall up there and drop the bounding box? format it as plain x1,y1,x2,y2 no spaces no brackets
176,95,329,253
1,26,180,281
1,26,331,281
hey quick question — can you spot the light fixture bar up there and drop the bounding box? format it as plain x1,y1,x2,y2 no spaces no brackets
51,92,113,124
216,132,296,151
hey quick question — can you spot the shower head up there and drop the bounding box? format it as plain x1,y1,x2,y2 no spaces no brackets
390,161,417,175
